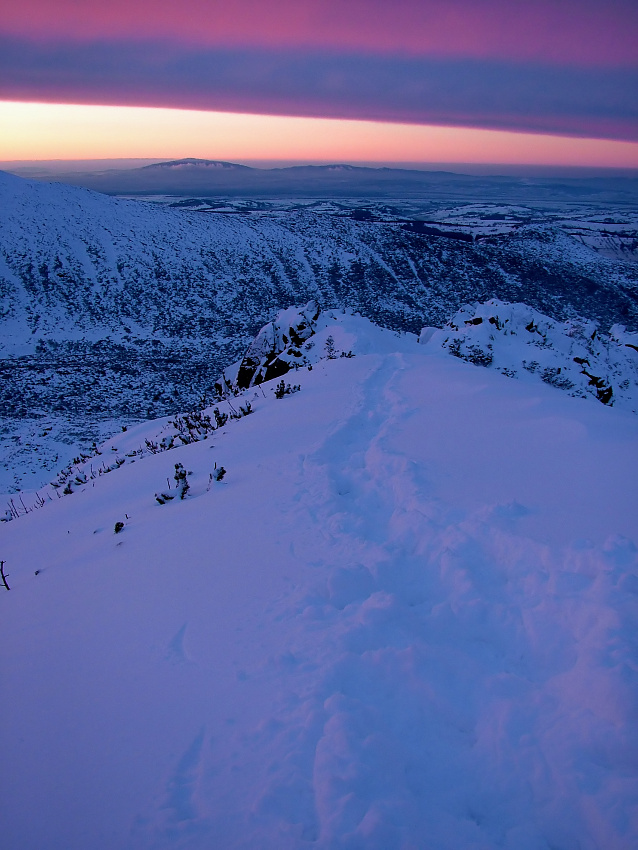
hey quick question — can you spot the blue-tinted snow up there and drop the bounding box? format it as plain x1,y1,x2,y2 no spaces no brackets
1,313,636,849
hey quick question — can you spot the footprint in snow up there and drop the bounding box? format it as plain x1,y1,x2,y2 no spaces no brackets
166,623,192,664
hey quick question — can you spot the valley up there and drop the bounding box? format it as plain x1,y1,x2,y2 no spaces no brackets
1,169,636,491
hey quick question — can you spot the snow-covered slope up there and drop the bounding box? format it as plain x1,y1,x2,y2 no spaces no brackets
1,313,637,850
2,169,637,491
6,300,636,510
1,169,636,352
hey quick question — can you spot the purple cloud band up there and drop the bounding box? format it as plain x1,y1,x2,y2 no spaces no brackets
1,37,636,141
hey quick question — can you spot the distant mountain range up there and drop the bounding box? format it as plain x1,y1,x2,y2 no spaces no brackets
25,158,638,203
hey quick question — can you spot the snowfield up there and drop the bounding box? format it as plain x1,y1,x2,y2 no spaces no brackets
1,312,637,849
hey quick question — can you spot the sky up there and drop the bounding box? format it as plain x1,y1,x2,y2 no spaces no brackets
1,0,637,167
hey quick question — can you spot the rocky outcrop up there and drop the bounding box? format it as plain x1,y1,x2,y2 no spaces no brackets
215,301,321,395
420,300,638,412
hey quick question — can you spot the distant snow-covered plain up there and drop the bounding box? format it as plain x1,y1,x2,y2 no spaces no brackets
1,311,637,849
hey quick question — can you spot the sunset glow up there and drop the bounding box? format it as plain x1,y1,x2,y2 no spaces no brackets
2,101,638,168
1,0,636,158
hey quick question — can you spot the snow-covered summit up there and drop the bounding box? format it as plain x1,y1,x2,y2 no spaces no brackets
217,299,638,413
141,159,251,171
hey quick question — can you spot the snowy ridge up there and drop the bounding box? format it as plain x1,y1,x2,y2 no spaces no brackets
1,309,375,519
420,299,638,412
1,311,637,849
4,302,638,520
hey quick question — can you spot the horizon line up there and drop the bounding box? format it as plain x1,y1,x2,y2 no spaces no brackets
4,157,638,173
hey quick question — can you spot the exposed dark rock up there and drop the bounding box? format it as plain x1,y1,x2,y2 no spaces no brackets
217,301,320,394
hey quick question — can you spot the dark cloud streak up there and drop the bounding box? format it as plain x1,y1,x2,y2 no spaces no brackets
1,37,636,141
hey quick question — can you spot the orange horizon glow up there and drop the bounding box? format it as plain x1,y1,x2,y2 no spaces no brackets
2,101,638,169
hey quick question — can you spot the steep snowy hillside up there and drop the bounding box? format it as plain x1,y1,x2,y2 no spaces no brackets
2,169,637,492
1,313,637,850
2,170,636,353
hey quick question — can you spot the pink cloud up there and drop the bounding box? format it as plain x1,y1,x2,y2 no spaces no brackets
2,1,637,68
1,38,636,142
